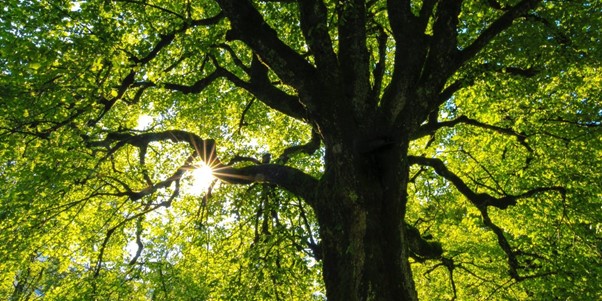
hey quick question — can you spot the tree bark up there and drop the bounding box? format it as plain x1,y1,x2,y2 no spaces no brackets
314,139,418,301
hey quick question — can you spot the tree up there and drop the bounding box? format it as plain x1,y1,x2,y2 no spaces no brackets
1,0,600,300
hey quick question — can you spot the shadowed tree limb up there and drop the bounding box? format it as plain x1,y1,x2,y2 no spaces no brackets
409,155,565,281
337,0,371,115
299,0,338,73
380,0,425,122
418,0,437,31
217,0,317,95
408,156,565,210
275,130,321,164
460,0,542,64
89,130,319,206
214,164,319,204
413,115,533,154
369,25,389,104
423,1,463,82
230,55,307,121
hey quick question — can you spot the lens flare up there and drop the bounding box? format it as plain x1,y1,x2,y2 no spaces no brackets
189,162,215,195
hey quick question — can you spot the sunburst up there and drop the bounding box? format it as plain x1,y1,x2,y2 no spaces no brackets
188,162,215,195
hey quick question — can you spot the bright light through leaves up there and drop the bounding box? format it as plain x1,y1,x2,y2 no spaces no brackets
188,162,215,195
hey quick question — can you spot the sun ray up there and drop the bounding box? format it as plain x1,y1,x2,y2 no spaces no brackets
187,161,215,195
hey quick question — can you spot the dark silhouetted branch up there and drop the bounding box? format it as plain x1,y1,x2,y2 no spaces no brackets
408,156,565,210
413,115,533,154
299,0,338,72
275,130,321,164
89,130,319,205
460,0,541,64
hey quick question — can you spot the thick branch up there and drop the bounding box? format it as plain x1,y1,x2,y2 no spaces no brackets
338,0,371,113
422,1,463,84
299,0,339,73
413,115,532,153
217,0,317,95
369,26,388,103
406,223,443,261
381,1,427,122
386,0,415,43
460,0,541,64
213,164,319,205
408,156,564,210
93,130,319,206
222,61,307,121
418,0,437,31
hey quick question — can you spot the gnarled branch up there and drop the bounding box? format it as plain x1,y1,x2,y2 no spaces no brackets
299,0,338,73
90,130,319,205
413,115,533,154
460,0,541,64
217,0,317,94
408,156,565,210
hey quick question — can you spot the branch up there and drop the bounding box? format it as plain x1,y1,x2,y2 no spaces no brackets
213,164,319,205
386,0,415,43
129,12,224,65
438,79,468,105
93,130,319,206
412,115,533,154
217,0,317,94
240,55,308,120
128,217,145,265
93,198,174,277
408,156,565,210
134,56,308,121
460,0,541,64
479,207,521,280
161,68,225,94
275,130,321,164
116,0,186,19
525,13,572,46
480,63,538,77
237,98,255,133
92,70,136,125
410,155,565,280
406,223,443,261
418,0,437,31
338,0,371,113
299,0,338,72
369,25,389,103
423,1,463,82
90,12,224,125
426,62,536,115
380,0,426,120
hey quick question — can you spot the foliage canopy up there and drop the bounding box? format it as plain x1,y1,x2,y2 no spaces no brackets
1,0,601,300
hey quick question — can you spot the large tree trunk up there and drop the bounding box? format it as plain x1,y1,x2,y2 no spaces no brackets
314,138,418,301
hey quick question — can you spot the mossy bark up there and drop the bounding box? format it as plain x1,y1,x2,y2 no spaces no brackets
314,139,418,301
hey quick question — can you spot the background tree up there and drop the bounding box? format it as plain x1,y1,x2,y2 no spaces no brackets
1,0,600,300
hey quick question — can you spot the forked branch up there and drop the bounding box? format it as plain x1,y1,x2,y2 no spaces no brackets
409,155,565,280
413,115,533,154
408,156,565,210
89,130,319,205
460,0,541,64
